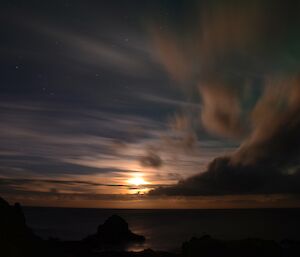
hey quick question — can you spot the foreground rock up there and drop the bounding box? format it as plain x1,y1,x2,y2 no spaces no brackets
182,235,300,257
0,197,42,256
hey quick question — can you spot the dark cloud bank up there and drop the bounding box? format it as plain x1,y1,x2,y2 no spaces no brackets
151,1,300,197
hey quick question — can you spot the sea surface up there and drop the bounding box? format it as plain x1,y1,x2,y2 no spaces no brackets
23,208,300,252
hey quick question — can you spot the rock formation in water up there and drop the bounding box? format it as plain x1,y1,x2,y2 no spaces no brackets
83,214,145,247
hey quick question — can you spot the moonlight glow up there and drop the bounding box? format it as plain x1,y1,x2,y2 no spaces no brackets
127,177,148,186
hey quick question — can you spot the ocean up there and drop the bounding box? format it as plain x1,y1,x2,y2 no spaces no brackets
23,207,300,252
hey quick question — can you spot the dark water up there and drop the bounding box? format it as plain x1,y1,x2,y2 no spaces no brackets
23,207,300,252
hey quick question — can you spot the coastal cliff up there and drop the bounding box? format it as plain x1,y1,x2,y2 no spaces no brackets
1,197,299,257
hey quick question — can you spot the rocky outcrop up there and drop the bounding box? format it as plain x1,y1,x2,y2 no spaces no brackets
0,197,41,257
182,235,300,257
83,215,145,248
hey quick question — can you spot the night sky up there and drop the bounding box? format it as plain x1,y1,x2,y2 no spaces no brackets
1,0,300,208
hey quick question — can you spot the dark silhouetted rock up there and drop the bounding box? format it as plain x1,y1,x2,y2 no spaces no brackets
182,236,228,257
83,215,145,248
181,235,300,257
97,215,145,243
0,197,42,257
280,239,300,257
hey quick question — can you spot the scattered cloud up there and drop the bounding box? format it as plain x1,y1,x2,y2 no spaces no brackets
139,149,163,168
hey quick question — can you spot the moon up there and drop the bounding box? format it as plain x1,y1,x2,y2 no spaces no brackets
128,177,147,186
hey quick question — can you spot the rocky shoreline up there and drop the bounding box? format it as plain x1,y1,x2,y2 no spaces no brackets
1,197,300,257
